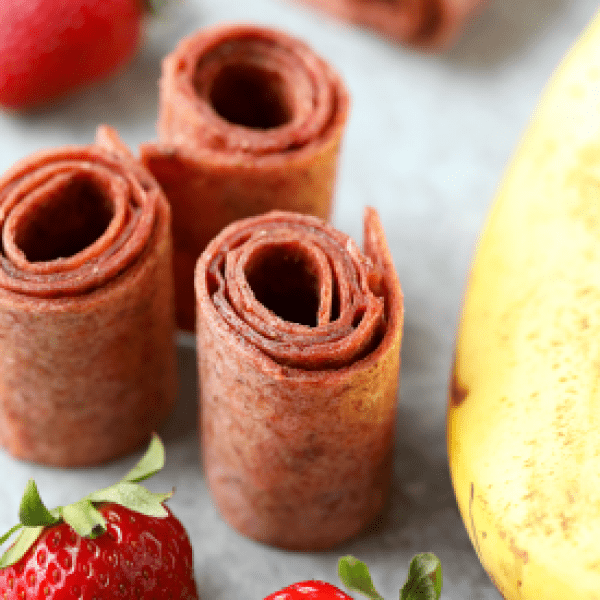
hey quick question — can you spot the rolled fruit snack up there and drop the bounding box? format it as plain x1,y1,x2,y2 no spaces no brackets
141,23,350,332
294,0,487,50
195,208,403,550
0,126,177,467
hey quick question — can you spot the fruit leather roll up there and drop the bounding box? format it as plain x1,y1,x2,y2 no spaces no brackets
195,208,403,550
0,126,177,467
294,0,486,49
140,24,350,332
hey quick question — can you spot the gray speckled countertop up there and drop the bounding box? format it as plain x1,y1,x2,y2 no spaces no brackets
0,1,597,598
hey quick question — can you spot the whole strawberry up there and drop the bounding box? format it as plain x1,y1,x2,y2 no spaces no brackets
0,435,199,600
0,0,146,109
265,555,443,600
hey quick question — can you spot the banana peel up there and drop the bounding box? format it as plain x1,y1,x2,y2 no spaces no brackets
447,9,600,599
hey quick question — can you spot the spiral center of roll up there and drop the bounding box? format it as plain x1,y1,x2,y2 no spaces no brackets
207,64,292,129
14,174,114,263
245,245,320,326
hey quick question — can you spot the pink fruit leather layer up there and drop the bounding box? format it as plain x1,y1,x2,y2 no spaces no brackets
141,23,350,332
295,0,487,49
0,126,177,467
195,208,403,550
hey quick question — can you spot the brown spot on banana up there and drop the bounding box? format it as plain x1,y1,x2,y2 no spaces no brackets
449,359,469,407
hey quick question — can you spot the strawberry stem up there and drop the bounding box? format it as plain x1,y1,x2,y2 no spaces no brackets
338,554,443,600
60,500,106,538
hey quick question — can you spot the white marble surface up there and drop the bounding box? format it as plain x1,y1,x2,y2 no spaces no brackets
0,1,598,598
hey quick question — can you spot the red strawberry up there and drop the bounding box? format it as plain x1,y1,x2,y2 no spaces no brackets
265,581,353,600
265,554,443,600
0,435,199,600
0,0,147,109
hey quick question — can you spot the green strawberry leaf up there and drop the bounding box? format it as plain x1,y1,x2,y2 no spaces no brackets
87,481,171,517
338,556,384,600
0,526,44,569
400,553,443,600
122,433,165,483
0,524,23,546
18,480,61,527
60,500,107,539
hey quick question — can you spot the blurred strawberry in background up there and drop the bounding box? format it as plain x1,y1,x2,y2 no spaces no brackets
0,0,148,109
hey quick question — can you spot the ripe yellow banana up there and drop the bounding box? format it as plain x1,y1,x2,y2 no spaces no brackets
447,9,600,600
